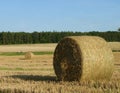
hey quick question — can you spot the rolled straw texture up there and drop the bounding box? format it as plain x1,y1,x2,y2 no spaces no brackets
53,36,114,81
25,52,34,60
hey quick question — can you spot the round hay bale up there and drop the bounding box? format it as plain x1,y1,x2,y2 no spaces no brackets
25,51,34,60
53,36,114,81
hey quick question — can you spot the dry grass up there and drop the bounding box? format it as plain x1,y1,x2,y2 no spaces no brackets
0,43,57,52
54,36,114,81
0,42,119,52
109,42,120,51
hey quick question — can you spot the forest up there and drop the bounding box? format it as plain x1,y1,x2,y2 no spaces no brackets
0,31,120,44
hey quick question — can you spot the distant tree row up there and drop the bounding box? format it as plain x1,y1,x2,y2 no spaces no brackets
0,31,120,45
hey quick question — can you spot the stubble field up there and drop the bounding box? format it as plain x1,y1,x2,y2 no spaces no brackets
0,43,119,93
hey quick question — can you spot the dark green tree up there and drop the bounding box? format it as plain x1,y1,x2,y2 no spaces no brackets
118,28,120,32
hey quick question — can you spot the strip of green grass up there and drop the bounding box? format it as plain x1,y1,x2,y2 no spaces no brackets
0,52,53,56
0,67,53,71
33,51,53,55
0,52,24,56
112,50,120,52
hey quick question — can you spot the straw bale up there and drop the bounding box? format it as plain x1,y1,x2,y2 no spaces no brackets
25,51,34,60
53,36,114,81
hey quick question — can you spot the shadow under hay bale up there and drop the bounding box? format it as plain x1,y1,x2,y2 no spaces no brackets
9,75,56,81
53,36,114,81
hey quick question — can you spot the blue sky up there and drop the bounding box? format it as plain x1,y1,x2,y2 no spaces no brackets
0,0,120,32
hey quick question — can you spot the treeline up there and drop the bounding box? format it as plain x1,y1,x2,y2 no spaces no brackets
0,31,120,45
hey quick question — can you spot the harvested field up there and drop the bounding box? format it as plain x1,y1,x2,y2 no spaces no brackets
0,43,119,93
109,42,120,51
0,43,57,52
0,42,119,52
